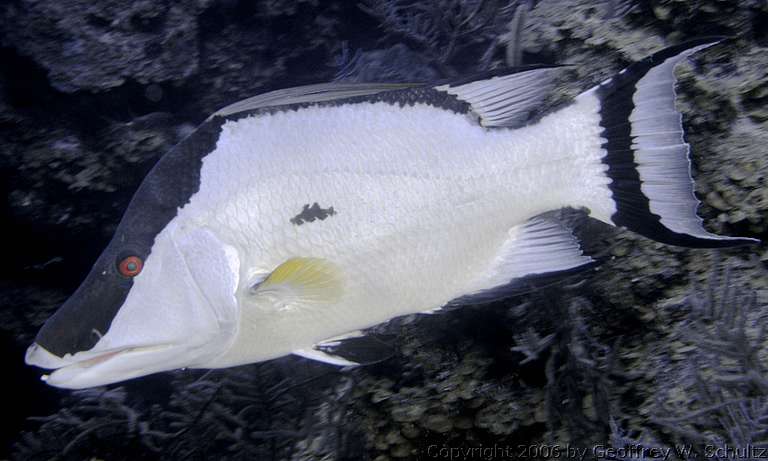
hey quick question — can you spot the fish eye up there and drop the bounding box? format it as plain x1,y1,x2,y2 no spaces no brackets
118,255,143,277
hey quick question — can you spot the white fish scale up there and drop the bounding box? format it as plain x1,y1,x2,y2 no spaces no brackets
178,98,611,365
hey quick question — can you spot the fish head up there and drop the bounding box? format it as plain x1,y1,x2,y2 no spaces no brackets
25,218,241,389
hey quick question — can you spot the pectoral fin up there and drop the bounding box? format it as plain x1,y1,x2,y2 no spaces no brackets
250,257,343,306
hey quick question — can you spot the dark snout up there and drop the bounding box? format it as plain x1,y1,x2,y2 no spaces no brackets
27,253,133,364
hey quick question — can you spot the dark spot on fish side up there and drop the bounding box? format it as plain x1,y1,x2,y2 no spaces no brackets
290,202,336,225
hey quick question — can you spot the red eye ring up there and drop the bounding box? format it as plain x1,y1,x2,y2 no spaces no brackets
118,256,143,277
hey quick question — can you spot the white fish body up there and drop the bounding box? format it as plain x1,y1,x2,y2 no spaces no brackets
185,96,610,367
25,39,757,388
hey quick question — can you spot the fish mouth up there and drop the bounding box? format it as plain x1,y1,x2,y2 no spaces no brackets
26,342,173,389
42,347,137,375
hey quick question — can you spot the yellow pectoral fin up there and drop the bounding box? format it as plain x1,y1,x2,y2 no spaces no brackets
253,257,343,305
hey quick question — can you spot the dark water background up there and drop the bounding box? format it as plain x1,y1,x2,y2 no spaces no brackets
1,0,767,459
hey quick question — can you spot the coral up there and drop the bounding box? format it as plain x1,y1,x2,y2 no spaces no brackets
334,43,440,83
15,387,160,460
650,262,768,454
0,0,209,93
15,360,364,460
358,0,521,74
337,280,638,459
3,0,768,459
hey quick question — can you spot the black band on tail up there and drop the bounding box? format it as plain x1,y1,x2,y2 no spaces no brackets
594,38,757,248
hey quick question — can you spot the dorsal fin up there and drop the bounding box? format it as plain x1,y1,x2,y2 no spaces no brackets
210,82,420,119
434,66,565,128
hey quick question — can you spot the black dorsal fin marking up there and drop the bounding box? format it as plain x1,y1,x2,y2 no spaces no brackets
210,82,421,120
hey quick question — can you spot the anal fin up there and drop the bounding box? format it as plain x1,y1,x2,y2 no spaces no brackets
456,214,595,305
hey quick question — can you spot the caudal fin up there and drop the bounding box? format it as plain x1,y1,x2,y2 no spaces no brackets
579,38,758,248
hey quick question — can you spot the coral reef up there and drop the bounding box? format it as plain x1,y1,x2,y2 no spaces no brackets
650,262,768,454
2,0,767,459
0,0,207,93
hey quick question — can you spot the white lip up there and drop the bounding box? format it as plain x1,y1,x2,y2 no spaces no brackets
42,348,130,376
26,342,161,370
27,342,174,389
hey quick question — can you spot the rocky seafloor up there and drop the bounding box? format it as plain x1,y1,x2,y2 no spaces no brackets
1,0,767,459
